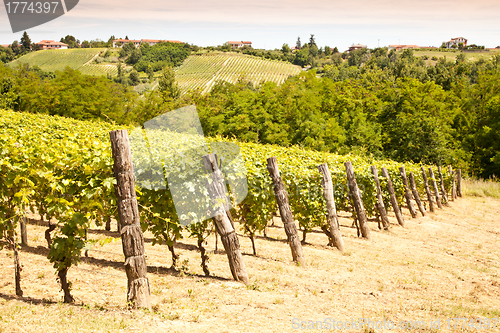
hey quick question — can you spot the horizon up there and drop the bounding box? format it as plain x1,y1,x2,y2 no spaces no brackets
1,0,499,51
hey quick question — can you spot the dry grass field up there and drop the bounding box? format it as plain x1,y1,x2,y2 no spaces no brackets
1,184,499,332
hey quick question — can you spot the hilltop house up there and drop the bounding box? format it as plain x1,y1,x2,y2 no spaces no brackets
347,44,367,52
36,40,68,50
446,37,467,49
112,39,183,48
228,41,252,48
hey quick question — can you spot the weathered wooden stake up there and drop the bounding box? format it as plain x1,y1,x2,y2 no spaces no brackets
318,163,345,251
203,153,249,283
20,215,28,246
109,130,151,310
267,157,305,265
381,167,405,227
438,166,449,205
399,166,418,218
448,166,457,200
428,168,443,209
409,172,426,217
370,166,390,230
105,217,111,231
421,167,435,213
345,162,371,240
457,169,462,197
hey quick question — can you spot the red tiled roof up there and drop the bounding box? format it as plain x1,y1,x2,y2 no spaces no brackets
228,41,251,43
37,40,68,46
112,39,183,44
113,39,141,43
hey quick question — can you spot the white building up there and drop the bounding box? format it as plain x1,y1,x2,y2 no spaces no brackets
228,41,252,48
446,37,468,49
36,40,68,50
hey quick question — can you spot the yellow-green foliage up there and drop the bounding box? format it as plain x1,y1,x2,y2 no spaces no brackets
0,110,453,290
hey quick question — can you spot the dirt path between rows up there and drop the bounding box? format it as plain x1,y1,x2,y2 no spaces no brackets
0,195,499,332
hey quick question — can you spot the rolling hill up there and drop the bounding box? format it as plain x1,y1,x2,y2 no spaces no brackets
174,52,302,93
8,50,301,93
7,48,118,76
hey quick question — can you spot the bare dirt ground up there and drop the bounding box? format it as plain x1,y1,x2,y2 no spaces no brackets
1,195,499,333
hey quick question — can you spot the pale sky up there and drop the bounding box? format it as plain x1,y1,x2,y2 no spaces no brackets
1,0,499,51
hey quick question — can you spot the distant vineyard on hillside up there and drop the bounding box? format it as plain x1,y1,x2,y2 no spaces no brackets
8,48,105,74
175,52,302,93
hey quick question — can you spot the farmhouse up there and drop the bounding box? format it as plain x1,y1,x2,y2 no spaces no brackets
347,44,367,52
446,37,467,49
228,41,252,48
36,40,68,50
112,39,183,48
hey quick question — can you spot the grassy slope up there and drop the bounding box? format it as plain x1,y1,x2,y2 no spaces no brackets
8,48,107,74
412,49,500,64
0,189,499,332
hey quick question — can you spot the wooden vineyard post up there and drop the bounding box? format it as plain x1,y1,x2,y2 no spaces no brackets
109,130,151,310
318,163,345,251
381,167,405,227
203,154,249,283
20,215,28,246
448,166,457,200
344,162,371,240
438,166,449,205
370,166,390,230
457,169,462,197
267,157,305,265
399,166,418,218
409,172,426,217
420,167,435,213
428,168,443,209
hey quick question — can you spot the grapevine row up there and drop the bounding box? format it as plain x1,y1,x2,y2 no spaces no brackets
0,109,455,303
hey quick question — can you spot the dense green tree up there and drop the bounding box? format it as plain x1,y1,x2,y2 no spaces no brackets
0,46,14,63
20,31,31,51
296,37,301,49
4,67,136,122
127,48,142,65
134,42,190,72
158,66,180,100
10,41,21,55
294,45,309,67
309,44,319,58
60,35,79,48
119,42,136,58
147,65,154,81
308,34,316,48
129,70,140,85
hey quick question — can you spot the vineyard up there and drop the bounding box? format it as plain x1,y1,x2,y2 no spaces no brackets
175,52,302,93
0,108,465,304
79,63,118,76
7,49,106,74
